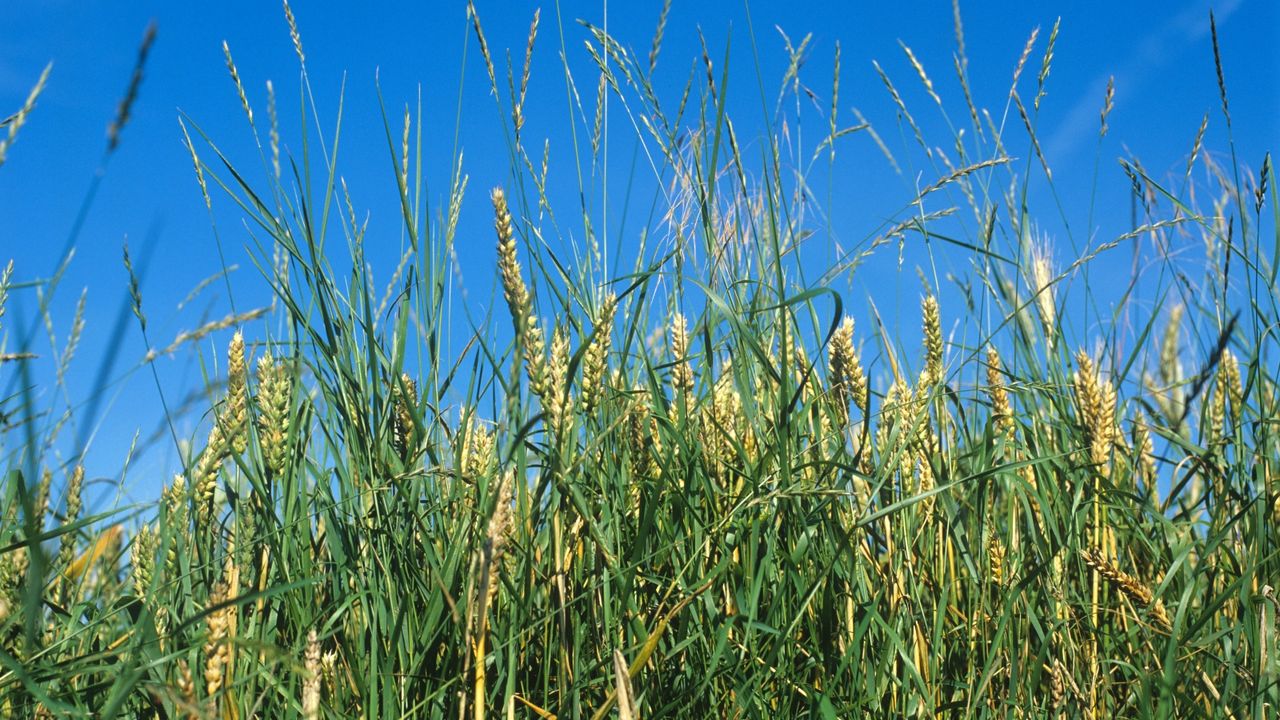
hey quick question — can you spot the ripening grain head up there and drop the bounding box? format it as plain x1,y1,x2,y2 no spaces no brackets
921,294,943,387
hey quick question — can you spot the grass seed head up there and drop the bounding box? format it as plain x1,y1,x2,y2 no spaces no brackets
460,417,496,482
283,0,305,63
922,294,943,386
1029,239,1056,345
1158,304,1186,425
392,373,417,460
0,63,52,167
1220,348,1243,425
580,292,616,415
131,524,157,599
301,629,321,720
1080,547,1171,632
203,581,233,700
256,352,293,478
195,424,228,526
1131,411,1156,487
493,187,529,329
222,332,249,455
988,533,1005,586
0,260,12,329
523,320,549,397
1074,350,1117,473
828,316,866,423
985,346,1014,439
627,386,655,481
544,324,574,439
222,41,254,126
34,469,52,531
669,313,695,394
56,466,85,579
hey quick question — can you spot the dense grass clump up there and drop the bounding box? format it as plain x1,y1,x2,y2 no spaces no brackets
1,4,1278,718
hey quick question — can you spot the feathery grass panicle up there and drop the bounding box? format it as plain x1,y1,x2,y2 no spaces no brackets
56,289,87,387
178,119,212,212
0,260,12,329
106,23,157,152
0,63,52,168
1011,26,1040,94
282,0,305,64
145,307,270,362
513,9,540,133
1034,18,1060,111
222,41,254,125
466,0,498,94
1100,75,1116,136
399,105,411,190
266,81,280,179
921,294,943,387
872,60,927,152
900,42,941,108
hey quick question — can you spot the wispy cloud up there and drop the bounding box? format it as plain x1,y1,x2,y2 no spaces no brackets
1044,0,1242,162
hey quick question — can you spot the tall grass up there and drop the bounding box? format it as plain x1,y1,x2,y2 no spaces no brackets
1,3,1277,718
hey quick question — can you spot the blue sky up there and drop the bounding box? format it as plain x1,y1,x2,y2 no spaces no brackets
1,1,1276,508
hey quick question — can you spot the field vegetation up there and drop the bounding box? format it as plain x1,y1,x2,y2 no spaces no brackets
1,2,1277,717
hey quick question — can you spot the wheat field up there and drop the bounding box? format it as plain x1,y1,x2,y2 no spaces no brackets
1,2,1277,718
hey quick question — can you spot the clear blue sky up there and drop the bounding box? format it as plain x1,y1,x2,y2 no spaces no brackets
1,1,1276,507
